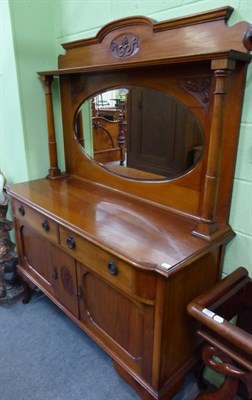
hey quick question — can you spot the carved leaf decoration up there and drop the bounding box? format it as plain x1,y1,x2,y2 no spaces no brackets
179,77,211,106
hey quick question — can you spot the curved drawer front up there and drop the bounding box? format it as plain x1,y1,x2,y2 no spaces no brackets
12,199,59,244
59,226,132,294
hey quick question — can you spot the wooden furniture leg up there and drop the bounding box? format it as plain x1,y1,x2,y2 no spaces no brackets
22,280,33,304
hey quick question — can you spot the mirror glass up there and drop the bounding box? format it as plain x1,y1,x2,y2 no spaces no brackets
74,86,204,181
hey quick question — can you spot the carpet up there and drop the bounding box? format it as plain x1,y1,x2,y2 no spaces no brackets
0,291,199,400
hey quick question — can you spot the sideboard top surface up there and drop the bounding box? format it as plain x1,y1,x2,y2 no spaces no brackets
8,177,233,276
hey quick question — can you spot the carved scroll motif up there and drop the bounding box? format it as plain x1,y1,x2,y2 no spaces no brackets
61,266,74,295
110,34,140,59
179,77,211,106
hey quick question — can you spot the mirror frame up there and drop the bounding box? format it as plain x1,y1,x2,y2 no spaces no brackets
38,7,252,238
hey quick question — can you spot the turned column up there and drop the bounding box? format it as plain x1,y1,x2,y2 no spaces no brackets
41,75,61,179
193,59,236,239
117,112,126,165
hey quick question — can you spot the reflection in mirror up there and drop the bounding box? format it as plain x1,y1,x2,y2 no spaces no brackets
75,87,204,181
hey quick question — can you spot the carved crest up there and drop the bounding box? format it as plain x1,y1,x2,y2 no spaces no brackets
110,34,140,59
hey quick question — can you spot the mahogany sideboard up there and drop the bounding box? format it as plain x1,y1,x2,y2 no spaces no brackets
7,7,252,400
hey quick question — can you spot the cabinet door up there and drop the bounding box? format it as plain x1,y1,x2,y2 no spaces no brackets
17,221,56,292
77,262,154,381
16,220,79,318
51,248,79,318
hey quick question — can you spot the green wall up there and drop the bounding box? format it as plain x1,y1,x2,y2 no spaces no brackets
3,0,57,182
2,0,252,277
0,0,28,183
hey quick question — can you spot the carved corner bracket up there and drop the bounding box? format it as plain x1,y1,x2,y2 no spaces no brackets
179,77,212,106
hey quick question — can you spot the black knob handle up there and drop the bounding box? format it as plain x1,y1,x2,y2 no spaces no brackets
18,206,25,216
42,220,50,232
108,260,119,276
66,236,76,250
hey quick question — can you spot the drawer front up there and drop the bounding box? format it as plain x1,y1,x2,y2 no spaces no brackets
59,226,132,293
12,199,59,244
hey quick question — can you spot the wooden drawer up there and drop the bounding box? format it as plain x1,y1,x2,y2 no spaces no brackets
59,226,132,294
12,199,59,244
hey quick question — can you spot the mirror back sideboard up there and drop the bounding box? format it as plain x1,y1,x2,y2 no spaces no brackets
7,7,252,400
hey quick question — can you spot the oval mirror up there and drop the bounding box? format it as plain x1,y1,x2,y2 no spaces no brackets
74,86,204,181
